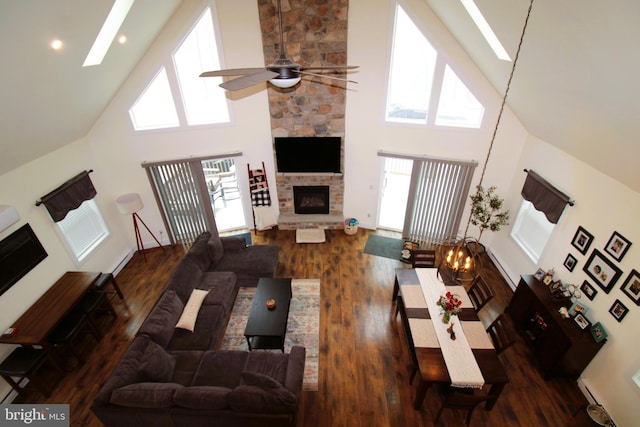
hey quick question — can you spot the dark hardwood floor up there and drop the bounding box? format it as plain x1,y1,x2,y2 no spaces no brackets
11,228,595,426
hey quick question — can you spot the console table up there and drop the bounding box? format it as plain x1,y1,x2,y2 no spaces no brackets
0,271,101,347
507,275,604,379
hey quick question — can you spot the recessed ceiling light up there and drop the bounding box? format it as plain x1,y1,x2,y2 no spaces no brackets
51,39,63,50
118,35,127,44
83,0,135,67
460,0,511,61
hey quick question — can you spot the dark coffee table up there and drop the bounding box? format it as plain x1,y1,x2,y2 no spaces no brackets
244,278,292,352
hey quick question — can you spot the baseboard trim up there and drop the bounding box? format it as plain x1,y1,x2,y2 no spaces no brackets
486,248,517,291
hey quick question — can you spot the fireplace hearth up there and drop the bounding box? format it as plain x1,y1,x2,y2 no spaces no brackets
293,186,330,214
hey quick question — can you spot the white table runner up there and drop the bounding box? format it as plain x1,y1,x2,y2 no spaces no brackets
416,269,485,388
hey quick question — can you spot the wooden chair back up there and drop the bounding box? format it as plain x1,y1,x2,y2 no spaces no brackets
486,314,515,355
411,249,436,268
435,384,490,425
467,276,494,312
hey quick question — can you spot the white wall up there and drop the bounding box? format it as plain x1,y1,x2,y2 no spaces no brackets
489,136,639,425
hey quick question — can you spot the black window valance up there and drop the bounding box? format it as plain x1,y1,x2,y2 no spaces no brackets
521,169,573,224
36,170,96,222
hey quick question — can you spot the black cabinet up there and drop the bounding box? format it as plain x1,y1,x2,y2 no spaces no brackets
507,275,604,379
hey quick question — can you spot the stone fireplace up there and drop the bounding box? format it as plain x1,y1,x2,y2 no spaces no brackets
294,186,330,214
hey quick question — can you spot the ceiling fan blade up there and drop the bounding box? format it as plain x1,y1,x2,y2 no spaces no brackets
200,67,267,77
219,69,279,91
296,70,358,84
300,65,360,71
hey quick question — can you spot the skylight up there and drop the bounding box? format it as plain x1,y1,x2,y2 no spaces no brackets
460,0,511,61
83,0,135,67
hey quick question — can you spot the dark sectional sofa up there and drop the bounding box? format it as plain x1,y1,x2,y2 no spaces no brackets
92,231,306,427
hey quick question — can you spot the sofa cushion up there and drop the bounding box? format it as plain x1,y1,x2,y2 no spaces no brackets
207,234,224,265
245,350,290,385
191,350,249,388
200,272,237,308
185,232,212,271
138,291,183,347
166,257,204,304
173,386,231,410
167,305,224,351
175,289,210,332
227,371,297,414
110,383,183,408
93,336,154,406
141,341,176,382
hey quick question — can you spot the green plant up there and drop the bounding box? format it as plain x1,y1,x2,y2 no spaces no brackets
469,185,510,244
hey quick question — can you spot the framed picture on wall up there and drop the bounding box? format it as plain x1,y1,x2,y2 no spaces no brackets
583,249,623,293
580,280,597,301
564,254,577,272
620,269,640,306
571,226,594,255
609,299,629,322
605,231,631,261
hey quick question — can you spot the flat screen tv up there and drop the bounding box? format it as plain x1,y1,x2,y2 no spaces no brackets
0,223,48,297
275,137,341,173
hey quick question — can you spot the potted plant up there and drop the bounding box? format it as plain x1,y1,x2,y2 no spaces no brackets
468,185,510,253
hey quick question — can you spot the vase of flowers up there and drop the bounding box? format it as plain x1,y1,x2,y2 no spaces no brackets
437,292,462,324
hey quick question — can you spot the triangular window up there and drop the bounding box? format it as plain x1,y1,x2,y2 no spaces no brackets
129,68,179,130
386,3,485,129
436,65,484,127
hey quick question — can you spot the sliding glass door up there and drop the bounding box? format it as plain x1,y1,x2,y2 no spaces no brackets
143,153,245,247
378,152,477,247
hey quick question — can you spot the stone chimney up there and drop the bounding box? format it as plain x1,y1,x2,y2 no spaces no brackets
258,0,349,229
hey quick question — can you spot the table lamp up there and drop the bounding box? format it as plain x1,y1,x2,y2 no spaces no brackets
116,193,163,262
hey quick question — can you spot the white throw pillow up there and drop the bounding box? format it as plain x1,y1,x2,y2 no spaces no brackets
175,289,210,332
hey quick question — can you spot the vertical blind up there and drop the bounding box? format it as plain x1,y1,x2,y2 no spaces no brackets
146,161,211,247
379,152,477,247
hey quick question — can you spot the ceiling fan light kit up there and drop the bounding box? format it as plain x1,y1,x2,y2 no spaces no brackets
200,0,358,92
269,77,302,89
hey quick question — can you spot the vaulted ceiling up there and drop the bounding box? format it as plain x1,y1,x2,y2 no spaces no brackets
1,0,639,193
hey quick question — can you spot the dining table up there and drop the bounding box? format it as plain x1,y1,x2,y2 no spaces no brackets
393,267,509,410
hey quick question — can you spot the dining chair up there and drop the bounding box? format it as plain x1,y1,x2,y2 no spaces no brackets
411,249,436,268
467,276,494,312
0,347,64,398
75,289,118,335
486,314,515,355
434,384,490,425
48,309,102,365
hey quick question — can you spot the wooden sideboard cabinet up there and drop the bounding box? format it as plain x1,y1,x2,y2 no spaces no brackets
507,275,604,379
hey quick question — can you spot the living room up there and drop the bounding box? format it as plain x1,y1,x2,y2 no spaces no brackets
0,0,638,425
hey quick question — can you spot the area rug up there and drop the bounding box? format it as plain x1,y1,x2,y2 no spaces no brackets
363,234,404,260
220,279,320,391
296,228,326,243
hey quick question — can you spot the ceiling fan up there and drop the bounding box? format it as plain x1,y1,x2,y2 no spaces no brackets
199,0,359,91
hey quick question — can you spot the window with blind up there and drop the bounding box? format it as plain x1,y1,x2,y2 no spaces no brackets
56,199,109,265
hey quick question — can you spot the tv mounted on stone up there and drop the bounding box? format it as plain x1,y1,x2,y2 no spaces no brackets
274,137,341,174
